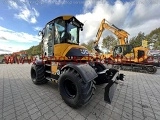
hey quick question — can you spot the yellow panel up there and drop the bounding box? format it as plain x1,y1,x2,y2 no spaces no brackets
54,43,86,57
62,16,73,20
142,40,148,48
53,43,90,61
51,62,58,75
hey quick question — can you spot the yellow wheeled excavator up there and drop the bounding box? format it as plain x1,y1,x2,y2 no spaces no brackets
94,19,157,74
30,15,124,108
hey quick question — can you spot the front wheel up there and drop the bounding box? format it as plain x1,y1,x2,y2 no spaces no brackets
58,68,96,108
31,64,48,85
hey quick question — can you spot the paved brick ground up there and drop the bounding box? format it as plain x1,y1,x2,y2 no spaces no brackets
0,63,160,120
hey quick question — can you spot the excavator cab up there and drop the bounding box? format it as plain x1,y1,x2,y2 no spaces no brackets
40,16,83,57
113,45,134,57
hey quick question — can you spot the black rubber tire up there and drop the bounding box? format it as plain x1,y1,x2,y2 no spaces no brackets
58,68,96,108
31,64,48,85
146,66,157,74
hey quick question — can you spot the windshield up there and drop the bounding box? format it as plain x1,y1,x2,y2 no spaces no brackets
54,19,79,44
67,23,78,44
113,45,133,57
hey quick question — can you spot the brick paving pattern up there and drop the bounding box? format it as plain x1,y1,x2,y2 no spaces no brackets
0,64,160,120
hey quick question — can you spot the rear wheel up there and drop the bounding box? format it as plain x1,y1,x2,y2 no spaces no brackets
58,68,96,108
31,64,48,85
145,66,157,74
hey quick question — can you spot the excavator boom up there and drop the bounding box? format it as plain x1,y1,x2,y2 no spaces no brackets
95,19,129,46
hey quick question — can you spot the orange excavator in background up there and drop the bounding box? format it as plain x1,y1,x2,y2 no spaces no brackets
93,19,157,74
93,18,129,60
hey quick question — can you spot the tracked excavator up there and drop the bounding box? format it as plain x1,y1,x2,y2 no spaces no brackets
94,19,157,74
30,15,125,109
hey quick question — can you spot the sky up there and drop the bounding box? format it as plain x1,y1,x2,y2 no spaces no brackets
0,0,160,54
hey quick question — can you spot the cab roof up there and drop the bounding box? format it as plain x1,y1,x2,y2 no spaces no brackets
47,15,84,27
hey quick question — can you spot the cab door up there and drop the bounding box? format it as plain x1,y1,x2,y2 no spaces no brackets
42,23,54,57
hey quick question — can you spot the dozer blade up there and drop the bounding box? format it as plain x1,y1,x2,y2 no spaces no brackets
104,72,119,104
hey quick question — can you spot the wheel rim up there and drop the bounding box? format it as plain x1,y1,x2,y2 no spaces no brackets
31,69,36,81
64,79,77,98
146,66,155,73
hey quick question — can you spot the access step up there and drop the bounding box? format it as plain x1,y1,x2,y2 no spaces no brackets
45,64,51,66
45,70,51,73
46,77,51,81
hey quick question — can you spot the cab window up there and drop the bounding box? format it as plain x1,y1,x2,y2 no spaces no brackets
67,23,78,44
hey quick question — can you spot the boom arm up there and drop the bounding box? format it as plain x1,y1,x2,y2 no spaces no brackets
94,19,130,46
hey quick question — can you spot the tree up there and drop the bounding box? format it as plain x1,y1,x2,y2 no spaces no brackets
80,40,95,52
26,42,42,55
129,36,136,46
102,35,117,51
80,43,88,49
146,28,160,50
129,32,146,47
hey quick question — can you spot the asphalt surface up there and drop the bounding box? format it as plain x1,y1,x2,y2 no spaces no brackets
0,63,160,120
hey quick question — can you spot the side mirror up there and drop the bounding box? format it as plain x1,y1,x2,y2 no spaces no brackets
38,31,42,36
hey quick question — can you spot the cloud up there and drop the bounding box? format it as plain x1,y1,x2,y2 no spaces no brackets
125,18,160,38
0,48,11,53
76,0,160,44
0,25,41,54
128,0,160,27
0,36,8,42
0,26,41,43
0,43,27,54
8,1,18,9
0,36,7,40
76,0,132,43
83,0,101,13
8,0,39,24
